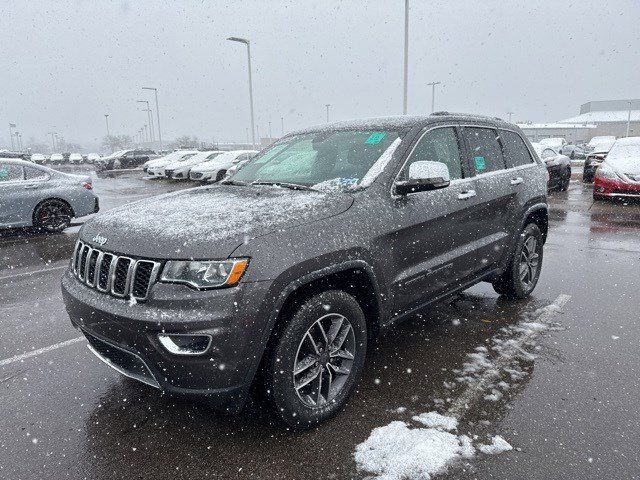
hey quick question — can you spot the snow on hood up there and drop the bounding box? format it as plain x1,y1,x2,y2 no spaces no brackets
605,138,640,176
80,185,353,259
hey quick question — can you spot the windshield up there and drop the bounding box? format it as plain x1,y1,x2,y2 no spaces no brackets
231,130,401,188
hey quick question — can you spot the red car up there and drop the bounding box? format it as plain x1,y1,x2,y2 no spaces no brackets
593,137,640,200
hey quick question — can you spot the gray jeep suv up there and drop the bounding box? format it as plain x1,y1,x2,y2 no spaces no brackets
61,113,547,427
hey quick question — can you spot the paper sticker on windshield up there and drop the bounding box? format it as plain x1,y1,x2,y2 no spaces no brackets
365,132,386,145
474,156,486,171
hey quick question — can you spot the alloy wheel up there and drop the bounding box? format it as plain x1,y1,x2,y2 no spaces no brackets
519,235,540,289
293,313,356,408
38,202,71,232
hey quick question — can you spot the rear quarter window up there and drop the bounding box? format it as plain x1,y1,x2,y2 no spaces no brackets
461,127,506,174
501,130,536,168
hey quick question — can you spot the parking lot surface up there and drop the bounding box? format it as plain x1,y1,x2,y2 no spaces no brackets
1,174,639,479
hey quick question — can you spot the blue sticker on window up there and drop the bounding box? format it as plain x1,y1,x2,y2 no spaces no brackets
365,132,386,145
0,168,8,179
474,156,486,171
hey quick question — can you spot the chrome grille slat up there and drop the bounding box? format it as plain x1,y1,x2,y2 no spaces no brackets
70,240,160,301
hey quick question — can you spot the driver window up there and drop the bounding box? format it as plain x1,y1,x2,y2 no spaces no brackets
400,127,462,181
0,163,24,182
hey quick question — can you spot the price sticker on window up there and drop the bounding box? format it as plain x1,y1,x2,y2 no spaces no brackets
474,156,486,171
365,132,386,145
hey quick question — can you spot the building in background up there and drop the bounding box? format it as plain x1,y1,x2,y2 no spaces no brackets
558,99,640,139
517,123,596,144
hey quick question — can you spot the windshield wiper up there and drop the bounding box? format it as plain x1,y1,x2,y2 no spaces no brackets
220,179,248,186
251,181,316,191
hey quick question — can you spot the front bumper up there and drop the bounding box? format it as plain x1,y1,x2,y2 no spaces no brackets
61,269,273,412
593,176,640,198
190,170,214,181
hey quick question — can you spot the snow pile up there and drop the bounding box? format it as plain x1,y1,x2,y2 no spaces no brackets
354,417,473,480
355,411,516,480
478,435,513,455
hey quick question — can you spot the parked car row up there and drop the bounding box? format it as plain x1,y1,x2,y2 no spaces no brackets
143,149,258,181
28,152,102,165
96,149,158,171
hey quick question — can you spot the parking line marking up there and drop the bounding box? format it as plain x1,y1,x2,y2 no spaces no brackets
446,293,572,420
0,265,68,282
0,337,85,367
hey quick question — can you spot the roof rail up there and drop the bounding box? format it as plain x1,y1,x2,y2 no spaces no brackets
430,111,450,116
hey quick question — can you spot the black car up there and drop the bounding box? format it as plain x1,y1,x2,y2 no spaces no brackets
559,144,586,160
101,149,157,170
536,146,571,191
62,113,547,428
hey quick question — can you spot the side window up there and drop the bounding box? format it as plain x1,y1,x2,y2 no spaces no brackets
401,127,463,181
0,163,24,182
462,127,506,174
501,130,535,168
25,167,50,181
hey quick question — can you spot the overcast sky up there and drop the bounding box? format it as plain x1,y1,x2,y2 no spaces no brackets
1,0,639,148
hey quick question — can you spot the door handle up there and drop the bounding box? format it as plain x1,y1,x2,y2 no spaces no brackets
510,177,524,185
457,189,477,200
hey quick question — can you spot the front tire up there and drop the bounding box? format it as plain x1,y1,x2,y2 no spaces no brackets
264,290,368,428
215,170,227,182
33,199,72,233
492,223,543,299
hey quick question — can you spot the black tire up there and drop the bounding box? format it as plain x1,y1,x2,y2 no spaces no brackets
33,199,72,233
560,168,571,191
492,223,543,299
264,290,368,428
215,170,227,182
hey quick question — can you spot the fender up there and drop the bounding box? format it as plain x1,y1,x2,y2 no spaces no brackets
240,257,384,388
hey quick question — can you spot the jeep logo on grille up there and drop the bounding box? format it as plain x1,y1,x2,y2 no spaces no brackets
92,234,107,246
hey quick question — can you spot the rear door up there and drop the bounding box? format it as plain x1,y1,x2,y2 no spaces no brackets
0,162,27,227
384,125,484,313
499,128,542,215
459,125,517,271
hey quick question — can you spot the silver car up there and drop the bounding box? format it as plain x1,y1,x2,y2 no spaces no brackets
0,158,98,233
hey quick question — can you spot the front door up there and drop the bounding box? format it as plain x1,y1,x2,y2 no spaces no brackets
381,125,485,314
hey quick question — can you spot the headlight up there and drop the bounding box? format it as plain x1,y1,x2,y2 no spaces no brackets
160,259,249,289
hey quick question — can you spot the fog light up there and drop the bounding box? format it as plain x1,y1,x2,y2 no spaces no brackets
158,334,212,355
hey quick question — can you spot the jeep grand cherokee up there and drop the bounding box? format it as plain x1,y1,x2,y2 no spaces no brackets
62,113,548,428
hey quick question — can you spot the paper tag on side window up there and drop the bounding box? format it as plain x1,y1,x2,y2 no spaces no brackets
474,156,486,171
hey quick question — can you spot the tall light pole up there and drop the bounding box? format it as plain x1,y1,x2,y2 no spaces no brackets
268,121,272,139
48,132,56,152
142,87,163,151
426,81,440,113
626,101,632,137
8,123,16,150
228,36,256,147
137,100,154,142
281,116,284,135
402,0,409,114
507,111,514,123
325,104,331,123
14,131,21,151
104,114,110,137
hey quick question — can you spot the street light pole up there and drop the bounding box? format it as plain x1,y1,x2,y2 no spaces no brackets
137,100,154,142
228,37,256,148
626,101,632,137
507,111,514,123
104,114,110,137
325,104,331,123
402,0,409,114
142,87,163,151
426,81,441,113
281,116,284,135
8,123,16,150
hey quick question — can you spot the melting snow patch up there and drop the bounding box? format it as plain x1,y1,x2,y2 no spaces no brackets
354,420,473,480
478,436,513,455
412,412,458,431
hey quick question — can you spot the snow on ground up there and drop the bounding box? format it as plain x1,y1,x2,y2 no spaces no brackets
354,297,569,479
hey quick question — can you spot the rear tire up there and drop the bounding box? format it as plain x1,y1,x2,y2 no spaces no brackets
215,170,227,182
492,223,543,299
33,199,72,233
263,290,367,429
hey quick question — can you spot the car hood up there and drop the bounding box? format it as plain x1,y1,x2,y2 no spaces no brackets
80,185,354,259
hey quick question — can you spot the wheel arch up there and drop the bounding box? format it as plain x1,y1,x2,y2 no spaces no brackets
522,203,548,243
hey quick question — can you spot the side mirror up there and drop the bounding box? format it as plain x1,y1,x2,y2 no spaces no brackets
395,160,451,195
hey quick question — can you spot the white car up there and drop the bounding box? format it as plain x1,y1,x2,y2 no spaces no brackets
146,151,199,178
87,153,101,163
189,150,258,182
539,137,567,150
50,153,64,164
68,153,83,164
30,153,46,164
163,151,223,180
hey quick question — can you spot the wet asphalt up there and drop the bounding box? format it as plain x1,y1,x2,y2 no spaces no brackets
1,171,639,479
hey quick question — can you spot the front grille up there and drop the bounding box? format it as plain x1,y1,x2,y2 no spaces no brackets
191,172,203,180
165,169,174,178
71,240,160,301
